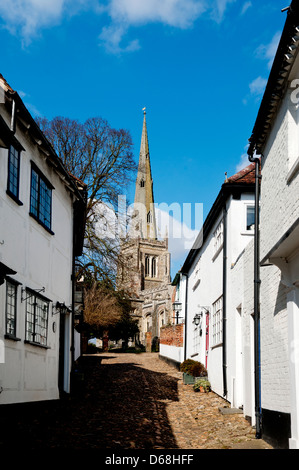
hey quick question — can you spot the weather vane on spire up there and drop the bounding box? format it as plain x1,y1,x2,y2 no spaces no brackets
142,107,146,115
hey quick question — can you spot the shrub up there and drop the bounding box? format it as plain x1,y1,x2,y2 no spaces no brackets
180,359,197,374
180,359,207,377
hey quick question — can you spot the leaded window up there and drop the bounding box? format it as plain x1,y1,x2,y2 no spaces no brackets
25,291,49,346
30,165,52,231
7,145,21,200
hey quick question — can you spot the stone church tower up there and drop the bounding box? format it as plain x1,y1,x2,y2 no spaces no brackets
118,109,174,349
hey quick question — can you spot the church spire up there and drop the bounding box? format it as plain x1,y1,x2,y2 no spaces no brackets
133,108,157,240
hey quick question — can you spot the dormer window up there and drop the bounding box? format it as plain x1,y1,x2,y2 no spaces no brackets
140,179,145,187
147,211,153,223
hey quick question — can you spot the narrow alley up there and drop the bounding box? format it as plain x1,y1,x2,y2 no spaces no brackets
0,352,272,451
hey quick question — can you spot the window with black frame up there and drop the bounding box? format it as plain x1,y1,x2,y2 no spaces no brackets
7,145,22,203
30,164,53,232
25,291,49,346
5,280,17,337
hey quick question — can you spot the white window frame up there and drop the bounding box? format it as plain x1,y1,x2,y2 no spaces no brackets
213,220,223,259
246,204,255,232
212,296,223,347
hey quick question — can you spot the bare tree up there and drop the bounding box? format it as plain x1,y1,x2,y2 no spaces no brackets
83,283,123,330
37,116,136,283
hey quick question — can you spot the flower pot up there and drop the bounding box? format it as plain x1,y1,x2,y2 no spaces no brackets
183,372,196,385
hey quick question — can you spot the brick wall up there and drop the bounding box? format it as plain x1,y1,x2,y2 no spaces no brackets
160,324,184,348
260,89,299,261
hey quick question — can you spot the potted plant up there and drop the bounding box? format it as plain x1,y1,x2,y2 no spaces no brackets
180,359,208,385
193,378,211,393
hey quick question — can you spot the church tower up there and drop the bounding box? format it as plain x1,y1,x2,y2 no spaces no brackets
131,108,157,240
118,109,174,347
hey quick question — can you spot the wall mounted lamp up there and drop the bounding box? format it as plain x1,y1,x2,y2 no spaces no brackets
53,301,70,316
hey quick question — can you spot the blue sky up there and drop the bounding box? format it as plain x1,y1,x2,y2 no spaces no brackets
0,0,286,277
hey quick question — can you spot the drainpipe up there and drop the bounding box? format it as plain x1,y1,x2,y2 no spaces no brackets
222,203,228,398
183,273,189,361
248,151,262,439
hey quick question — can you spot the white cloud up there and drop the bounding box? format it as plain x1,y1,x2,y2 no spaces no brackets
243,32,280,105
240,1,252,15
100,0,240,53
0,0,65,43
0,0,97,44
249,76,267,97
107,0,207,29
99,0,209,54
0,0,237,53
99,23,141,55
17,90,42,116
255,31,281,69
211,0,236,23
236,152,249,172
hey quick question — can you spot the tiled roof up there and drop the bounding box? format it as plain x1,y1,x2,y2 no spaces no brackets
225,162,256,185
0,73,14,93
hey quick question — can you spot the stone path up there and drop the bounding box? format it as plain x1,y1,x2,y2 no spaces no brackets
0,352,273,450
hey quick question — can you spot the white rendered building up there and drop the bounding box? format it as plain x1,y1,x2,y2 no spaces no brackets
0,74,86,405
180,164,255,405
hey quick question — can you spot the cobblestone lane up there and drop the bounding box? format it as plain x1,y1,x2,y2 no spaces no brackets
0,352,273,450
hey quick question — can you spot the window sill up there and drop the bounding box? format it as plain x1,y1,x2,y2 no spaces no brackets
192,279,200,291
4,334,21,341
29,213,54,235
24,340,50,349
6,190,23,206
212,245,223,262
241,230,255,236
211,341,223,350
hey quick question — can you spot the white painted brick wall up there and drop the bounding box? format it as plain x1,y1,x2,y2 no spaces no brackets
260,86,299,261
255,78,297,414
260,264,290,412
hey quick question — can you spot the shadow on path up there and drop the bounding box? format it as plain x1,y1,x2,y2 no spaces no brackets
0,355,180,450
